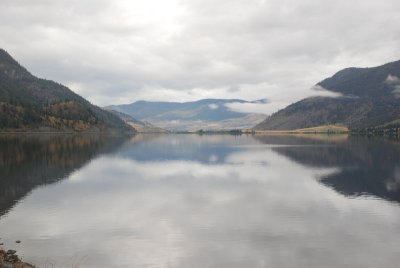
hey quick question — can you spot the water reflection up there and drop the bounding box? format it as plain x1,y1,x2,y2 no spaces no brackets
254,135,400,203
0,134,128,217
0,134,399,268
117,134,252,164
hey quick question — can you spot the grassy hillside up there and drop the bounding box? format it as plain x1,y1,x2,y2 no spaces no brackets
108,110,168,133
254,125,348,134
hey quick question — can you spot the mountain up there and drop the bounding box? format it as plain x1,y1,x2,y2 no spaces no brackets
106,99,266,131
0,49,133,133
109,110,168,133
255,60,400,130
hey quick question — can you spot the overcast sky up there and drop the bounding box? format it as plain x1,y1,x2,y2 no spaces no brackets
1,0,399,114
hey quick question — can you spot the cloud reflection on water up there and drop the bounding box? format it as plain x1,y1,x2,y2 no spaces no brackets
0,135,399,268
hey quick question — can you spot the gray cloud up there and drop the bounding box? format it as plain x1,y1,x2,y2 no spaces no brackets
393,86,400,98
1,0,400,111
385,75,400,85
385,75,400,98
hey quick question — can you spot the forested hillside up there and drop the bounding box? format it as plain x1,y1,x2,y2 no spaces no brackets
0,49,133,132
255,60,400,130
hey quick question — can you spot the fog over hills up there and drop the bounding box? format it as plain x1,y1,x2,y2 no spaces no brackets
255,59,400,130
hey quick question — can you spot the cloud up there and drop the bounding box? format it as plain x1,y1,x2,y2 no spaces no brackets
393,86,400,98
225,85,343,114
1,0,400,111
310,85,343,97
228,85,240,93
208,103,219,109
385,74,400,85
225,102,272,114
384,75,400,98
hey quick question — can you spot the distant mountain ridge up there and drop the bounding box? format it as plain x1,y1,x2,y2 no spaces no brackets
255,60,400,130
106,99,267,131
0,49,133,132
109,110,168,133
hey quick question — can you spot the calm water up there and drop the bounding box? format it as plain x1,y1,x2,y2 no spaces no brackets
0,134,400,268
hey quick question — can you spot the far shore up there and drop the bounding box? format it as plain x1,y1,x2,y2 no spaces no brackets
1,124,398,137
251,125,349,135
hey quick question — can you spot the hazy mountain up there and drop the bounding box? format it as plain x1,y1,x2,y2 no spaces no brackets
106,99,266,131
0,49,133,133
109,110,168,133
255,60,400,130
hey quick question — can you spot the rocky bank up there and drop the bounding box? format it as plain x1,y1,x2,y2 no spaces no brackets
0,248,34,268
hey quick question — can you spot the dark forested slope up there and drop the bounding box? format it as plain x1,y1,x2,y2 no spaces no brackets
0,49,133,132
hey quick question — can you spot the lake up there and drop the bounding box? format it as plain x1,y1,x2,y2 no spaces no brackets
0,134,400,268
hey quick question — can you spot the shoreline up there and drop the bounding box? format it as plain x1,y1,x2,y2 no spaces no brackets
0,247,34,268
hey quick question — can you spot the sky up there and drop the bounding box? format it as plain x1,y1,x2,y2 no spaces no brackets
1,0,399,114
